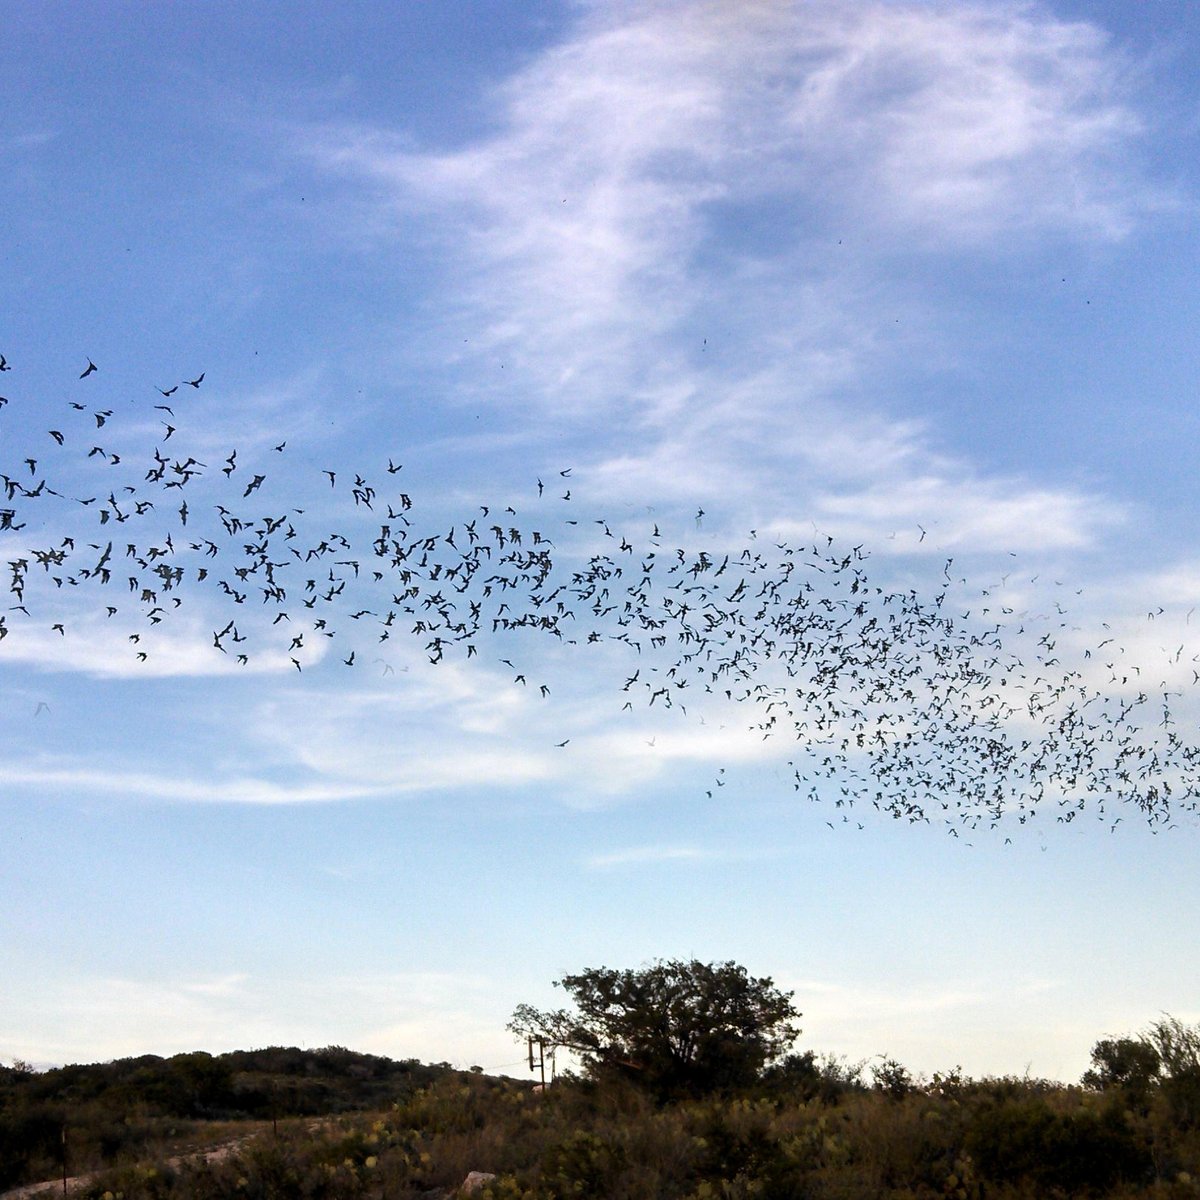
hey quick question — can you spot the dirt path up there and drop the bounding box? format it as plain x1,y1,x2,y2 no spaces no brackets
0,1134,256,1200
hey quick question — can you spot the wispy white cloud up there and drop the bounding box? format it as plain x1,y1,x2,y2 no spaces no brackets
244,660,783,803
7,128,59,150
150,366,341,461
0,644,796,807
0,757,387,805
786,974,1083,1078
774,1,1151,243
807,472,1126,553
0,613,307,679
0,1,1166,821
247,665,560,793
587,844,711,869
0,970,511,1069
301,0,1154,558
1057,560,1200,696
586,842,779,869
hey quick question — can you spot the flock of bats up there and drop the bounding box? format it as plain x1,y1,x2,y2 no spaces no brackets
0,353,1195,833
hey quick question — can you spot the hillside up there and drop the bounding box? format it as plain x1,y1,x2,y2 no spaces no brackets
4,1043,1200,1198
0,1047,478,1192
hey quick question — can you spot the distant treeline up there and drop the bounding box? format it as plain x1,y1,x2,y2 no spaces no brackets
0,1046,468,1189
5,1022,1200,1198
3,1053,1198,1200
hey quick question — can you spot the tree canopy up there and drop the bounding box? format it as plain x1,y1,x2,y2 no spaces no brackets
509,959,801,1100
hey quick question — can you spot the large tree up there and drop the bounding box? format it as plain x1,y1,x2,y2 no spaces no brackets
508,959,801,1100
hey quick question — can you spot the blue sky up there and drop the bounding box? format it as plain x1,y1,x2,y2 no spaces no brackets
3,0,1200,1083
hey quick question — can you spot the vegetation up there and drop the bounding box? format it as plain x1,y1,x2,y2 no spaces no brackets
507,960,802,1101
0,1046,454,1191
4,1006,1200,1198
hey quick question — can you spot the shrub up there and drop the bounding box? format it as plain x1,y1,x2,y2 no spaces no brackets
871,1057,915,1102
541,1128,629,1198
510,960,801,1102
964,1094,1151,1192
1084,1037,1161,1111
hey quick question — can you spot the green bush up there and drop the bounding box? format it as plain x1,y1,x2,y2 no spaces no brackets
11,1038,1200,1200
964,1094,1151,1192
870,1057,915,1102
542,1128,634,1197
1083,1036,1161,1108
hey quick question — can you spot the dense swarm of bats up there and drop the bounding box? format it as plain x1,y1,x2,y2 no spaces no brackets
0,353,1194,833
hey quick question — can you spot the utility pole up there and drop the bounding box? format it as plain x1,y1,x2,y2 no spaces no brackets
527,1036,546,1088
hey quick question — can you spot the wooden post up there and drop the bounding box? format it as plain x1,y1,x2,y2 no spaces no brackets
527,1037,547,1088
